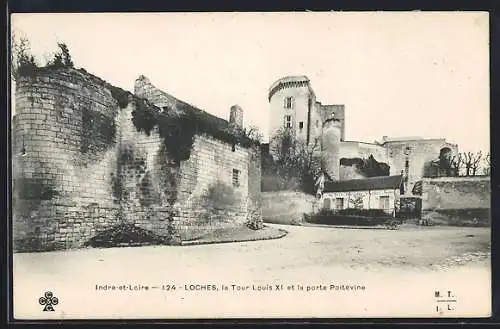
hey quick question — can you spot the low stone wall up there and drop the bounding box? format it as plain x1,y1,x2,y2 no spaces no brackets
261,191,316,225
421,176,491,226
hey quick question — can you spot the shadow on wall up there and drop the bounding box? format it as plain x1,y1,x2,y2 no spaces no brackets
176,180,245,241
261,191,316,225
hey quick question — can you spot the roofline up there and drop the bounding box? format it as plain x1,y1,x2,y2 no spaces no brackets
268,75,311,101
341,140,384,147
323,175,404,192
379,138,448,145
327,175,403,184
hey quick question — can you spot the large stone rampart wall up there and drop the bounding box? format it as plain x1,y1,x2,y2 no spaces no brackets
12,68,121,251
12,68,261,251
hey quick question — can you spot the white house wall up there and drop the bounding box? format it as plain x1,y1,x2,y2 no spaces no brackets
322,188,399,212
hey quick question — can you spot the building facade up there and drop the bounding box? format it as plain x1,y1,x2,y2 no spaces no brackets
268,76,459,194
321,175,404,214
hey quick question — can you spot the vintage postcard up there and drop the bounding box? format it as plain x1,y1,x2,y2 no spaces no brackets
10,12,491,319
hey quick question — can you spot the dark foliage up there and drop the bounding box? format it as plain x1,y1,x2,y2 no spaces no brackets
83,224,170,248
46,42,74,69
324,208,391,218
80,107,116,154
262,128,321,193
132,98,259,164
109,85,132,109
305,208,393,226
340,155,390,177
397,197,422,219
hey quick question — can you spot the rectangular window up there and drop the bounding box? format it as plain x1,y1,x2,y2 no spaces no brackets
284,115,292,128
379,196,390,210
335,198,344,210
284,97,293,109
299,121,304,130
232,169,240,187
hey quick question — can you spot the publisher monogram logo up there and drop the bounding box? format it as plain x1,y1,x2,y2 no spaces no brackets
39,291,58,311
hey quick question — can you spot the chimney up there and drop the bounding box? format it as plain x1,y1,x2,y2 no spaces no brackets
229,105,243,128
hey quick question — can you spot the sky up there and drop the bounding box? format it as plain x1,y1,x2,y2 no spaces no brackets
11,12,490,153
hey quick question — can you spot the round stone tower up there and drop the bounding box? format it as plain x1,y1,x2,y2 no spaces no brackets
321,117,342,181
268,76,313,151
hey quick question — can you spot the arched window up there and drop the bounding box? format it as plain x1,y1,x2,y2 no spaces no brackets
439,147,453,176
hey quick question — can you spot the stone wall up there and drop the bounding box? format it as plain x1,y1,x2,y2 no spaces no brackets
421,176,491,226
113,103,174,240
261,191,316,225
174,135,251,240
12,68,262,251
383,139,458,193
12,68,121,251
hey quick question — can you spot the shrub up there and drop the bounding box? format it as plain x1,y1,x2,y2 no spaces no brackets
305,208,393,226
315,208,390,218
83,224,170,248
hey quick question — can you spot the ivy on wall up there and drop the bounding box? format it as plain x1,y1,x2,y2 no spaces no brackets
340,155,390,177
131,98,260,164
108,85,132,109
80,107,117,154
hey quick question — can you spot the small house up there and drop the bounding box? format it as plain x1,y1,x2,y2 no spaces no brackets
321,175,404,214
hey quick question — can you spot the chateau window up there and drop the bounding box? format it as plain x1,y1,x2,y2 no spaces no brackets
284,97,294,109
316,120,319,128
335,198,344,210
299,121,304,130
232,169,240,187
284,115,292,128
379,196,390,210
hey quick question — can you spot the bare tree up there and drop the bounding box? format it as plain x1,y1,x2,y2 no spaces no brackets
450,153,464,176
483,152,491,175
463,151,483,176
11,30,38,81
265,128,321,192
243,125,263,143
471,151,483,176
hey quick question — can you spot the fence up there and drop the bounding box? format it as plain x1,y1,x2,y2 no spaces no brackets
396,197,422,219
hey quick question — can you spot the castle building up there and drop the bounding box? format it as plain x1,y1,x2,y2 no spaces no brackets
268,76,459,195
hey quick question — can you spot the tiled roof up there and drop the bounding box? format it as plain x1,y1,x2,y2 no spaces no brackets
324,175,403,193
